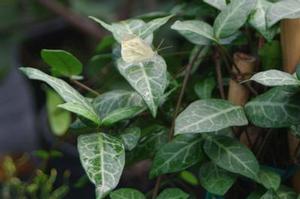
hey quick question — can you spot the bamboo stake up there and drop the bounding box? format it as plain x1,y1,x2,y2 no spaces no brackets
227,53,256,147
281,19,300,192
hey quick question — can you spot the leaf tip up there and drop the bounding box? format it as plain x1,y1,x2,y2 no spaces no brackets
170,20,181,30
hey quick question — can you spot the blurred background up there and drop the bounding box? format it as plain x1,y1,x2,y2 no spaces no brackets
0,0,180,198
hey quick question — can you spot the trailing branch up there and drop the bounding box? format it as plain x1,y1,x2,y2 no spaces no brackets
37,0,104,40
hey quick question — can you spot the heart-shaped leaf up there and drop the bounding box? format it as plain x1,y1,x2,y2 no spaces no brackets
126,125,168,164
199,162,237,196
248,70,300,87
116,55,168,117
156,188,189,199
255,166,281,190
119,127,141,151
150,134,204,178
91,16,172,44
214,0,256,38
171,20,216,45
46,89,71,136
175,99,248,135
102,106,144,126
249,0,277,42
93,90,145,118
267,0,300,27
110,188,145,199
58,102,100,125
245,86,300,128
20,67,100,124
78,133,125,199
203,135,259,179
203,0,226,10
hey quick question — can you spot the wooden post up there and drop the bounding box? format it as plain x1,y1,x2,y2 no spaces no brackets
228,53,256,105
227,53,256,147
281,19,300,192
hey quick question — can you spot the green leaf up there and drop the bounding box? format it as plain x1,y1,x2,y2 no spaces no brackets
109,188,145,199
213,0,256,38
249,0,277,42
150,134,203,178
219,31,242,45
203,0,226,10
266,0,300,27
20,67,100,124
203,135,259,179
258,41,281,70
90,17,151,43
156,188,189,199
58,102,99,125
119,127,141,151
276,185,298,199
291,125,300,139
179,171,199,186
95,35,115,53
93,90,145,118
90,16,113,32
102,106,143,126
247,190,265,199
91,16,171,43
116,55,168,117
46,89,71,136
256,166,281,190
261,190,279,199
248,70,300,87
171,20,216,45
245,86,300,128
189,46,211,75
126,125,168,164
194,76,216,99
78,133,125,199
41,49,82,77
139,15,173,39
199,162,237,196
175,99,248,135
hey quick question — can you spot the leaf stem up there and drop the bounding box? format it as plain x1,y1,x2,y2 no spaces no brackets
151,47,204,199
70,79,100,96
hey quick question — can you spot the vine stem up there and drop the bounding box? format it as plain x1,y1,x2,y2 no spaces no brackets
216,44,241,75
216,45,257,96
216,46,257,144
293,140,300,163
151,48,203,199
37,0,103,40
168,48,203,140
70,79,100,96
214,51,226,99
257,130,272,159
